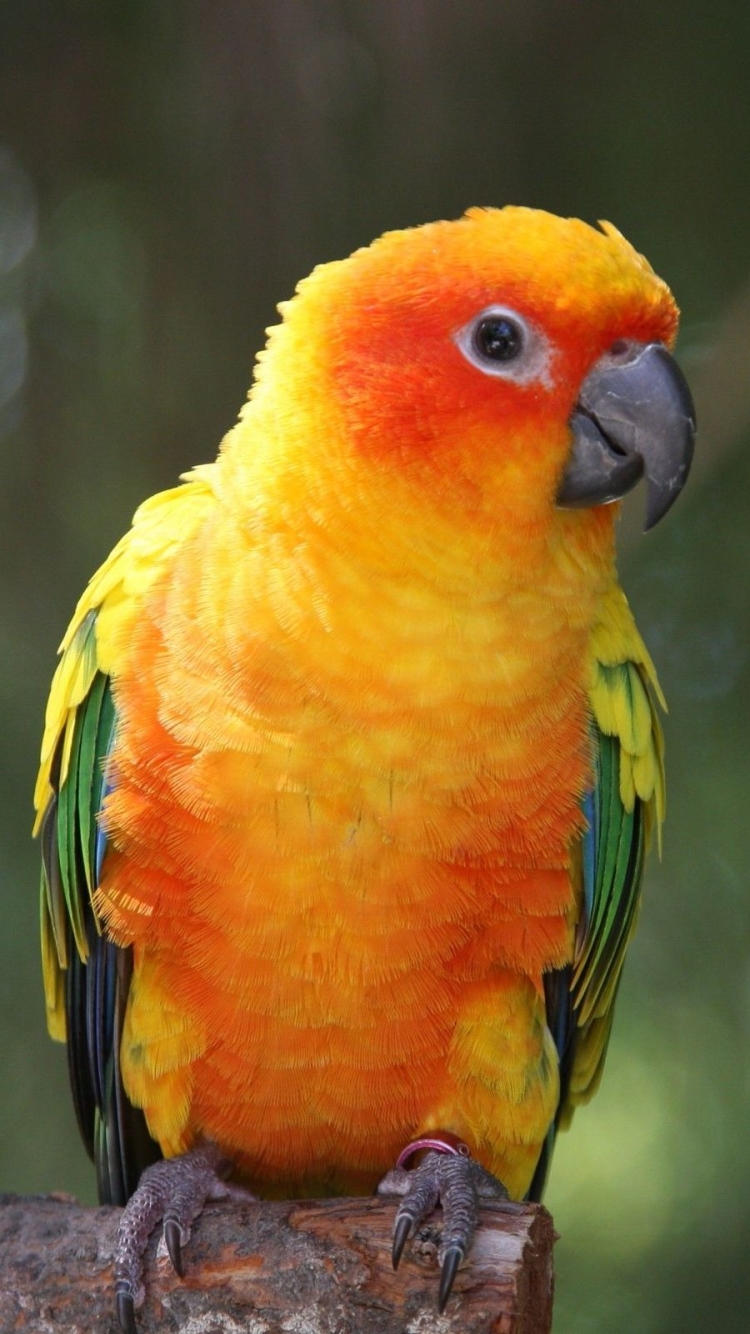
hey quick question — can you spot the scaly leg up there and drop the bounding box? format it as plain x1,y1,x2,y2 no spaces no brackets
114,1142,255,1333
378,1134,509,1311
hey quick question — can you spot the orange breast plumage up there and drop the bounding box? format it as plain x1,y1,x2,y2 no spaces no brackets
36,206,684,1223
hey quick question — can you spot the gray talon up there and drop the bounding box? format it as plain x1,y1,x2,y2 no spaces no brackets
164,1216,184,1276
392,1212,413,1269
116,1286,137,1334
438,1245,463,1312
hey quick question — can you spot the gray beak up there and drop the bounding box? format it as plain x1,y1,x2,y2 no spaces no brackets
556,341,696,530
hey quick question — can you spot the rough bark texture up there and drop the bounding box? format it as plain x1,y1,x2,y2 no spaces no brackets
0,1192,555,1333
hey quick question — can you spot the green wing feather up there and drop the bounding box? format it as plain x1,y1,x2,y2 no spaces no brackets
563,647,664,1120
530,588,665,1198
39,664,160,1201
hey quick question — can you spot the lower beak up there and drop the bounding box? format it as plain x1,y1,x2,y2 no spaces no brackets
556,342,696,530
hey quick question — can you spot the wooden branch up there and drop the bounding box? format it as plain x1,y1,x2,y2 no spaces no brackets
0,1192,555,1333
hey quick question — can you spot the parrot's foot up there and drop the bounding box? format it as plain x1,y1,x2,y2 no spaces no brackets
114,1142,254,1334
378,1135,509,1312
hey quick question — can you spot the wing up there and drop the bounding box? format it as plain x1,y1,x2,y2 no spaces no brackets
35,469,215,1204
529,584,665,1200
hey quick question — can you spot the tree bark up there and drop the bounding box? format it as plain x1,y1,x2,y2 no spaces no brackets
0,1192,555,1333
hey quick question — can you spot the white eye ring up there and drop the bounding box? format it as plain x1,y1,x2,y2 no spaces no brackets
454,305,556,388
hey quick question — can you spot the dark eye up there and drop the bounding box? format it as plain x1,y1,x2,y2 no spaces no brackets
473,316,524,363
455,305,550,383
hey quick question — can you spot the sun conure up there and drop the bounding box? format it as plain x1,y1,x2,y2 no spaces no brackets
35,206,695,1328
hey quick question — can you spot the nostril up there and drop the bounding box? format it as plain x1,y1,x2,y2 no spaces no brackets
609,339,630,358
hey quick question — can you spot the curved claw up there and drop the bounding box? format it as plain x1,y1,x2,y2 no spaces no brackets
382,1145,510,1311
438,1246,464,1313
164,1216,184,1277
113,1142,237,1330
116,1286,137,1334
392,1212,414,1270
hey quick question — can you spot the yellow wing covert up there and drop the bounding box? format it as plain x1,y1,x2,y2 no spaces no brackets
35,469,215,1033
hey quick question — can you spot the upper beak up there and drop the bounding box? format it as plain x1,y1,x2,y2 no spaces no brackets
556,341,696,530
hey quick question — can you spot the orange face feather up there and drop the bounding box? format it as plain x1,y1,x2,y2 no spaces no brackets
39,207,682,1201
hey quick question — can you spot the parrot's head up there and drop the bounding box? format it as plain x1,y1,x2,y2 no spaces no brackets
248,207,695,542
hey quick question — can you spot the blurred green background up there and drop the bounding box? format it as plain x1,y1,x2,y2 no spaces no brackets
1,3,749,1331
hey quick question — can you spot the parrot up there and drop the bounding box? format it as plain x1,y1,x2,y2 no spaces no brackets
34,206,695,1330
